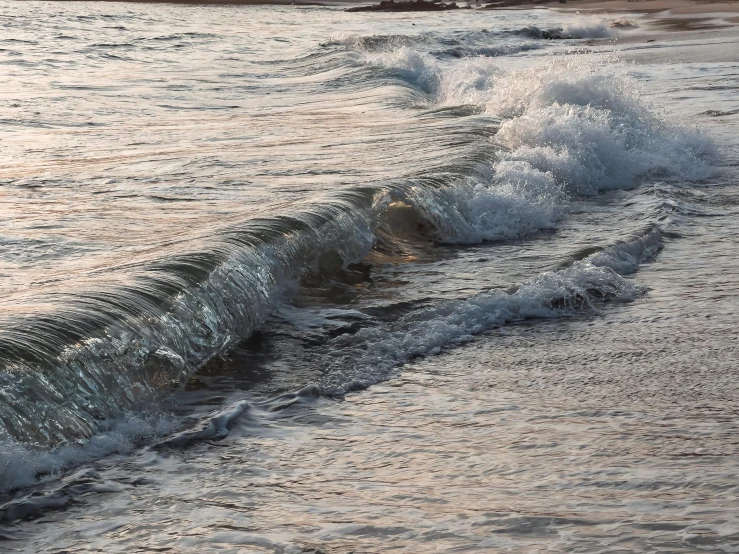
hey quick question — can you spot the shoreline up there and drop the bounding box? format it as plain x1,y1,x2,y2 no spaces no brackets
35,0,739,27
37,0,739,12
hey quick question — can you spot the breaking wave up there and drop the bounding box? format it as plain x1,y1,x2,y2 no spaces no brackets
0,226,661,499
366,50,713,195
0,33,714,495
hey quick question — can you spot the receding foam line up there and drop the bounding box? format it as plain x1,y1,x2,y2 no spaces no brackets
319,227,661,395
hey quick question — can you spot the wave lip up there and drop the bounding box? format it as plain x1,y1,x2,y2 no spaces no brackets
0,193,379,449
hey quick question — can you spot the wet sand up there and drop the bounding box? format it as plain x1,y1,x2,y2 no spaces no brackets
552,0,739,31
552,0,739,14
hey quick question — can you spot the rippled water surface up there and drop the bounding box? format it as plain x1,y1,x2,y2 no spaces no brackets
1,1,738,551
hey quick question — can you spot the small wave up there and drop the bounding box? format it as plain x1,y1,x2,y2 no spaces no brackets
155,401,251,449
322,33,427,52
0,468,125,524
520,16,616,40
144,32,218,42
701,108,739,118
436,43,542,59
329,31,540,60
155,384,321,450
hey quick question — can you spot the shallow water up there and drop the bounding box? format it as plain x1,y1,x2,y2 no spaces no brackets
0,2,738,552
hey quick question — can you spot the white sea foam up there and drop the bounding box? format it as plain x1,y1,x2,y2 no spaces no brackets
484,59,714,193
0,413,177,494
363,51,713,246
321,229,660,395
397,173,562,244
367,51,713,197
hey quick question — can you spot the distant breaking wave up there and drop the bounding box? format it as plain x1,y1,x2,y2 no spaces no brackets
322,33,430,51
520,16,617,40
518,16,638,40
436,43,542,59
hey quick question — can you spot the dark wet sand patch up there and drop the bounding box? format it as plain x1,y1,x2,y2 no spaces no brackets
651,16,731,30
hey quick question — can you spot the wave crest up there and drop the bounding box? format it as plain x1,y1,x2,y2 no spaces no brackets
485,60,714,192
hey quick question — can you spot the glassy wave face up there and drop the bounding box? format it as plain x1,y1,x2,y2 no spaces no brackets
0,0,726,508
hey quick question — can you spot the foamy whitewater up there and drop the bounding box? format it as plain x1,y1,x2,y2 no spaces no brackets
1,2,738,552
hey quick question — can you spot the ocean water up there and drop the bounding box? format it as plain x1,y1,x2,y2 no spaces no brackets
0,1,738,551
